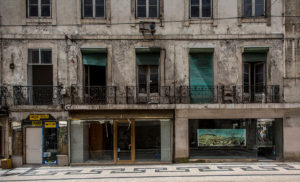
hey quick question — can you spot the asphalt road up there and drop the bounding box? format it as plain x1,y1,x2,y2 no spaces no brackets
1,162,300,182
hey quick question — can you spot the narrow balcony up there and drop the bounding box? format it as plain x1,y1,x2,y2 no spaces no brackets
69,85,281,106
13,86,62,105
71,86,117,105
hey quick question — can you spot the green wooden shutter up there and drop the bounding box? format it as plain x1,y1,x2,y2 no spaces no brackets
189,53,213,103
83,53,107,66
136,53,160,65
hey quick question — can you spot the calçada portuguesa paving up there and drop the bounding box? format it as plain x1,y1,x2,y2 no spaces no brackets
1,162,300,182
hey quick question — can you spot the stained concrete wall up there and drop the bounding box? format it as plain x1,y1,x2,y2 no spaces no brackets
283,113,300,161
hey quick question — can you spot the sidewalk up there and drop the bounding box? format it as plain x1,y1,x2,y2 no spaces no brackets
1,162,300,182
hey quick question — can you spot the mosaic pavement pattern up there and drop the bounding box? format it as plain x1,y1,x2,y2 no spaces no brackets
1,163,300,181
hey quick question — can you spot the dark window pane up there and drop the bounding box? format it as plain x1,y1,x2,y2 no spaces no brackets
84,0,92,5
41,6,51,17
149,6,158,18
150,66,158,93
41,0,50,4
29,5,38,17
255,0,265,16
202,0,211,17
149,0,158,5
137,6,147,17
96,0,105,5
191,6,199,17
138,66,147,93
96,5,105,17
84,5,93,17
191,0,200,5
243,0,252,17
29,0,38,4
29,49,39,64
41,50,52,64
137,0,146,5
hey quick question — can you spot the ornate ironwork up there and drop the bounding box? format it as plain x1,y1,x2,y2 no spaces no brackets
13,86,62,105
71,86,117,104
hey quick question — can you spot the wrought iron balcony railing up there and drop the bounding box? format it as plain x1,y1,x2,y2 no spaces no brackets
0,86,7,106
13,86,62,105
126,86,174,104
69,85,282,105
71,86,117,105
233,85,281,103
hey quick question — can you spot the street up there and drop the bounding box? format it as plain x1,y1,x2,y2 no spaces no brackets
1,162,300,182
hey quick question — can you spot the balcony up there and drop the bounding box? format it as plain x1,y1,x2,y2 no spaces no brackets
0,86,7,106
68,85,282,106
13,86,62,105
71,86,117,105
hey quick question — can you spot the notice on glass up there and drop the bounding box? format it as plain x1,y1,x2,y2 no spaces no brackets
197,129,246,147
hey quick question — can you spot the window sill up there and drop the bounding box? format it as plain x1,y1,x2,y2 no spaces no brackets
133,18,163,27
189,18,214,24
81,18,108,25
241,17,268,23
26,18,53,25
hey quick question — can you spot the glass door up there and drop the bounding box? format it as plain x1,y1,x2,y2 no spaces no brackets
114,120,135,164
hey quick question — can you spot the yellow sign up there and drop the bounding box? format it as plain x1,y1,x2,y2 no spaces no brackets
32,121,42,127
30,115,49,120
45,122,56,128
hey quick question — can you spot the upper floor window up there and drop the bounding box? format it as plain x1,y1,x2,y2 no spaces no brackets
82,0,105,18
136,0,159,18
243,0,265,17
27,0,51,17
190,0,212,18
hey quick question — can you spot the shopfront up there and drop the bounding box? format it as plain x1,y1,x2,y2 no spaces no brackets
189,119,283,161
70,110,173,164
23,114,58,164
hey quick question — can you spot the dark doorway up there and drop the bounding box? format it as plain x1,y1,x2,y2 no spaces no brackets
84,65,106,104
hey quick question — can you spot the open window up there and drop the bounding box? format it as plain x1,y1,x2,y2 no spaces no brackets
136,51,160,103
82,49,107,104
243,49,267,103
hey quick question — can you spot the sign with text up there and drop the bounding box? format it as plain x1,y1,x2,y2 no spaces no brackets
29,115,49,121
45,122,56,128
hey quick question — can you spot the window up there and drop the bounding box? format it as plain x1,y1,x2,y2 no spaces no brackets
28,49,52,65
190,0,212,18
138,65,159,94
82,0,105,18
27,0,51,17
243,0,265,17
136,0,159,18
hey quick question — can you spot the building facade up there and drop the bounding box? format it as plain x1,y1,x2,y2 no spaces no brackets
0,0,299,166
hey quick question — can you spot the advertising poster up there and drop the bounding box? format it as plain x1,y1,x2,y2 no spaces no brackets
197,129,246,147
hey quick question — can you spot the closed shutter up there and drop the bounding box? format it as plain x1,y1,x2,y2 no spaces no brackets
136,53,160,65
189,53,213,103
83,53,107,66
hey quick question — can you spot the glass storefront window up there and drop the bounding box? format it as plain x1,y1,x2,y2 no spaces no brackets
71,120,114,163
135,119,172,162
189,119,283,160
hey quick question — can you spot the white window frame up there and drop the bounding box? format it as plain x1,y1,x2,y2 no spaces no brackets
190,0,213,18
136,0,159,18
27,0,52,18
243,0,265,17
82,0,106,18
28,49,52,65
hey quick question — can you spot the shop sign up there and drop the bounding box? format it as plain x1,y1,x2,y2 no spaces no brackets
45,122,56,128
197,129,246,147
30,114,49,121
32,121,42,127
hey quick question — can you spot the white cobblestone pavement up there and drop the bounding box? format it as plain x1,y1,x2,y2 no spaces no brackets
1,162,300,182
